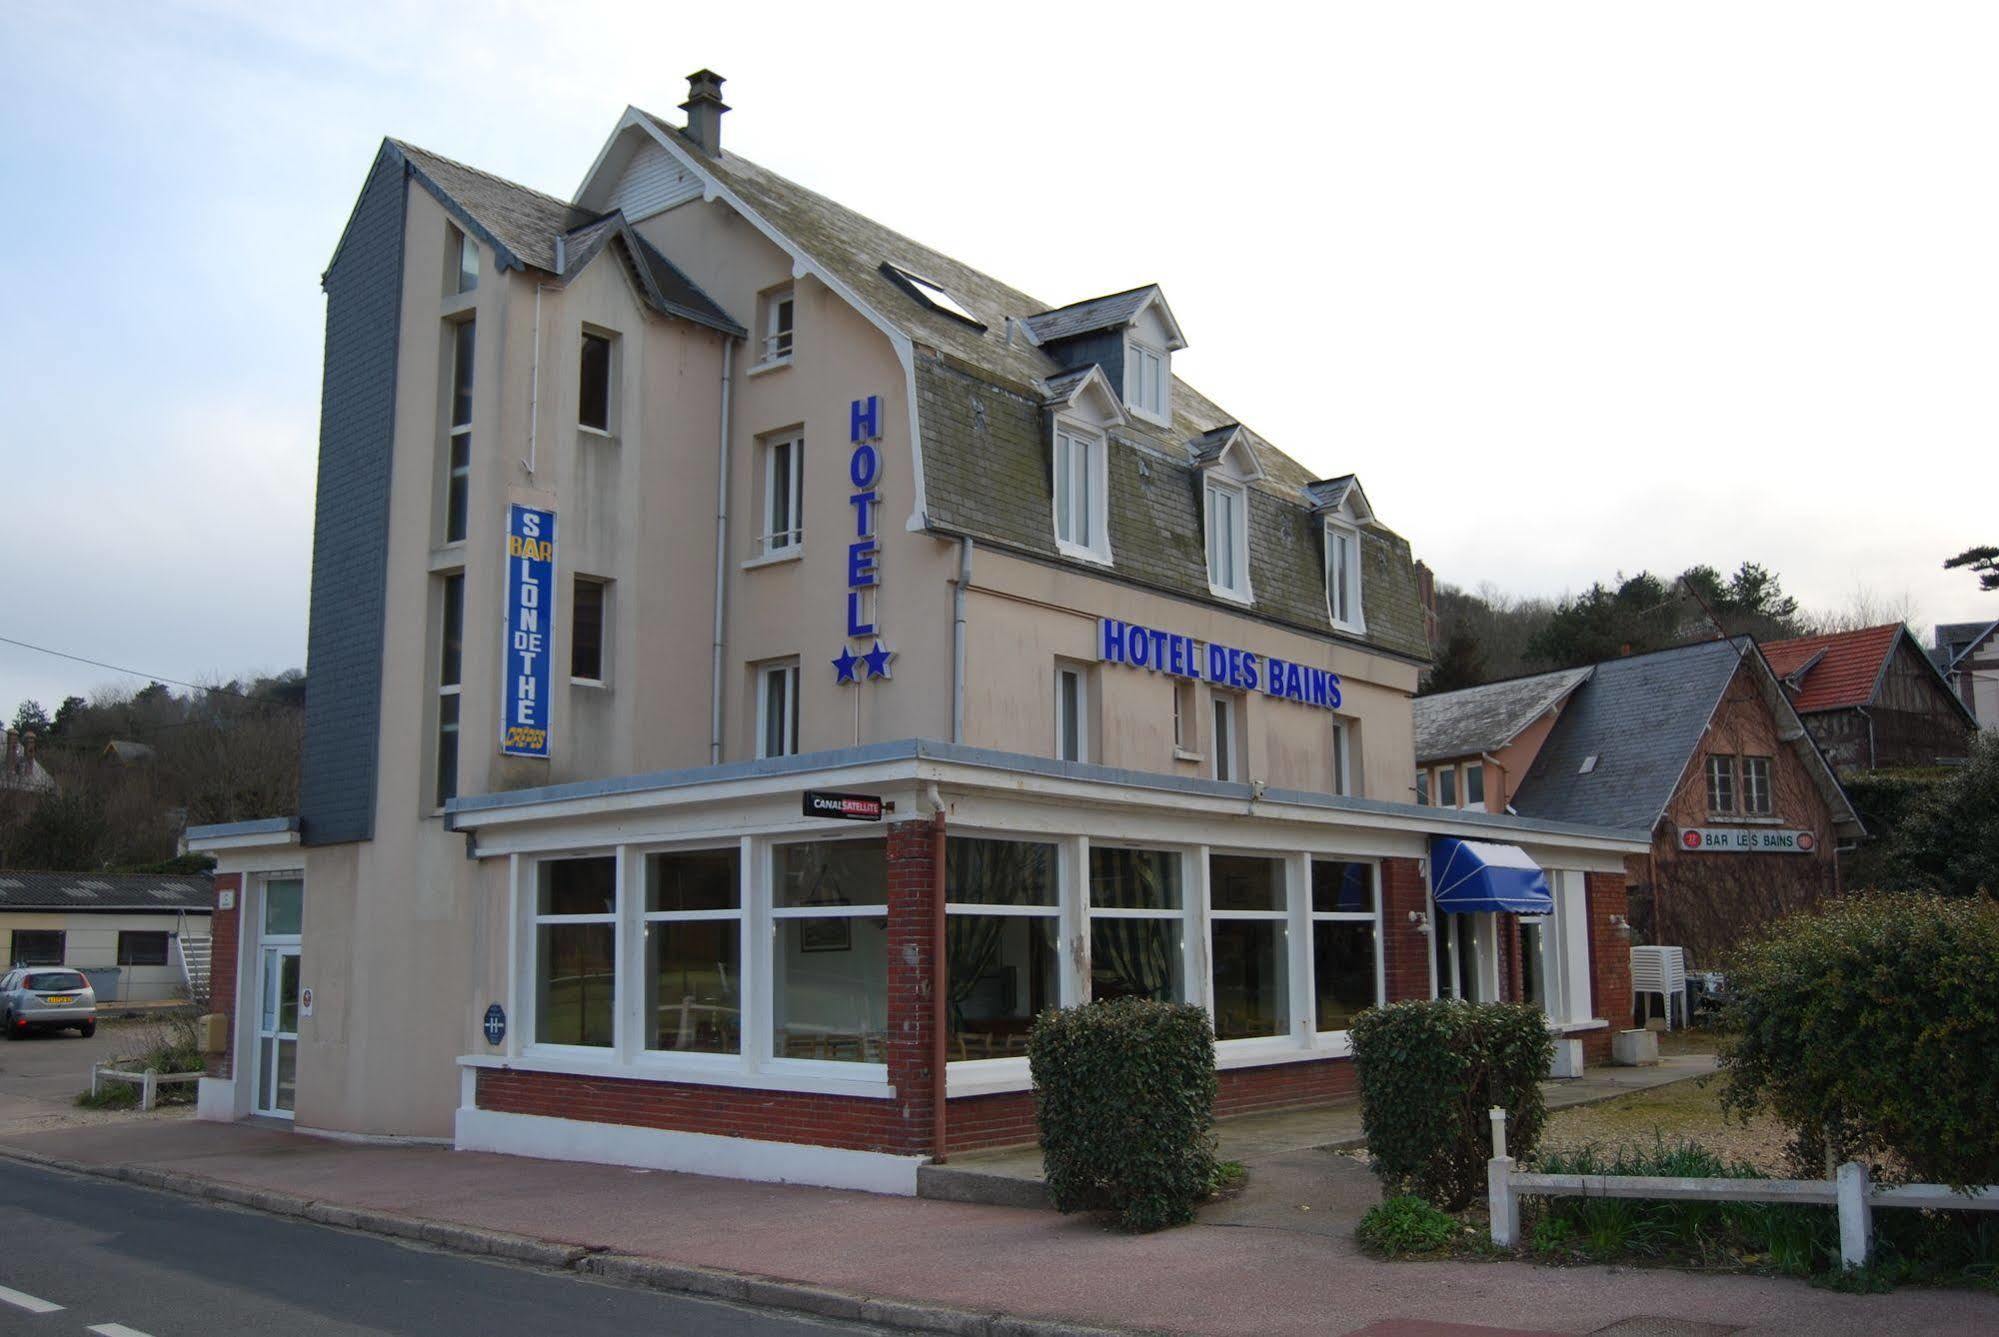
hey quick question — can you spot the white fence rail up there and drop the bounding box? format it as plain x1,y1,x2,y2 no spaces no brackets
90,1063,202,1113
1485,1107,1999,1269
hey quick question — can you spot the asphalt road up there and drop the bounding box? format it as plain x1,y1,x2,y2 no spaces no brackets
0,1162,887,1336
0,1025,121,1105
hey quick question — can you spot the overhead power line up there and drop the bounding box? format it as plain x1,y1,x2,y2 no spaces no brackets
0,633,301,708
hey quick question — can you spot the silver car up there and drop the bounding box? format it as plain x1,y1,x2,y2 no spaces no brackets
1,968,97,1039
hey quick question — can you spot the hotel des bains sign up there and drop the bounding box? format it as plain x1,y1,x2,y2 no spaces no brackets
1096,618,1344,710
831,395,894,686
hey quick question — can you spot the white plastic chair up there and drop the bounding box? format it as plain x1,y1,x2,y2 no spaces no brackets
1629,945,1688,1030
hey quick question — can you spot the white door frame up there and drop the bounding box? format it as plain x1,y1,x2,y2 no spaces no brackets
251,874,303,1119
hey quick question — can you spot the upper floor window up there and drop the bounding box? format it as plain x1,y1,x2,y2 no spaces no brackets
759,433,804,555
1435,764,1458,809
1331,718,1353,797
1415,770,1430,805
759,286,794,365
579,331,613,433
1052,422,1110,564
1055,663,1091,763
435,571,465,809
756,660,800,759
1212,692,1241,782
1125,341,1168,423
1742,756,1773,816
444,319,475,544
1205,480,1252,603
1325,520,1364,632
1465,762,1486,809
1172,678,1197,756
452,225,478,294
1705,755,1735,813
571,576,607,684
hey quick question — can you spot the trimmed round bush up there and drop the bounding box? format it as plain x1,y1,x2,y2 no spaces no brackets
1028,998,1217,1232
1719,892,1999,1187
1349,999,1554,1210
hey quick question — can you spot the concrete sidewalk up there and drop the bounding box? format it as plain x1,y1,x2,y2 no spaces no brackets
3,1116,1993,1336
922,1054,1721,1207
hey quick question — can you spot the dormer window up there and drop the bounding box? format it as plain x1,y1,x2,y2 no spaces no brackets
1325,519,1364,633
759,285,794,365
1126,341,1169,424
1053,420,1110,564
1205,479,1251,603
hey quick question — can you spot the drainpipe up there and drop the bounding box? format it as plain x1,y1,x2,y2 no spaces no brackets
930,808,949,1163
709,338,735,764
951,537,974,743
522,283,554,475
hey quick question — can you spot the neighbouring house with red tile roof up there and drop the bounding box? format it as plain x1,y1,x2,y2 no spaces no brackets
1762,624,1977,772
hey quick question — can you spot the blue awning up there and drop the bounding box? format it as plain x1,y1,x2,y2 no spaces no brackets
1429,837,1554,915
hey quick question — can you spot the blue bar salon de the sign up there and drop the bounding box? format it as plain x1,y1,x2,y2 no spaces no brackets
501,503,556,758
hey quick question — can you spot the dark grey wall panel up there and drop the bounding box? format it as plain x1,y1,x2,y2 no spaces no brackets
300,147,407,846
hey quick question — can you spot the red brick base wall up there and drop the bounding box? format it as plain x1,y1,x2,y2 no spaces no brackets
1380,857,1430,1001
208,873,241,1080
1586,870,1632,1033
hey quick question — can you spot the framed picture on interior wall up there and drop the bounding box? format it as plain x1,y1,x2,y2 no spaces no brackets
800,918,852,953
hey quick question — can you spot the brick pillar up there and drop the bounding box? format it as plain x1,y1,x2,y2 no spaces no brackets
1380,857,1431,1002
208,873,242,1080
884,815,941,1157
1585,869,1632,1039
1500,912,1523,1003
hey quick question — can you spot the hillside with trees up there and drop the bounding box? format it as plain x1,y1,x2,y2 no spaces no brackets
1,672,303,872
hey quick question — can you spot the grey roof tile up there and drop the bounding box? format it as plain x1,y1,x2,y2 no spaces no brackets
1021,287,1158,344
0,871,211,912
1414,667,1594,762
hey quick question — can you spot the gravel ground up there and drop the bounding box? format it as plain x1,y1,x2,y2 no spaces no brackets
1538,1072,1794,1172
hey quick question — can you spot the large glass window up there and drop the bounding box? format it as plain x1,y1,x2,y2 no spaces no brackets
1088,846,1185,1004
1705,755,1736,813
435,572,464,809
772,839,887,1063
9,931,64,966
1208,855,1288,1040
1053,424,1107,560
645,849,741,1055
945,837,1058,1061
1311,861,1377,1033
534,857,616,1048
1742,756,1772,816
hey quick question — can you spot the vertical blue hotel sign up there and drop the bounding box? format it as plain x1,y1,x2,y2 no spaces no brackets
832,395,894,685
501,503,556,757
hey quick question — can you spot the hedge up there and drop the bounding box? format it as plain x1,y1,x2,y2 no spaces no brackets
1718,893,1999,1187
1350,999,1553,1209
1028,998,1217,1232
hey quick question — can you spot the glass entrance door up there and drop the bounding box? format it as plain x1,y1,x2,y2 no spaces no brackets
256,946,300,1116
254,875,304,1118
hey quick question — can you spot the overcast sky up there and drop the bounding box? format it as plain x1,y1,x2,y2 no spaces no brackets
2,1,1995,713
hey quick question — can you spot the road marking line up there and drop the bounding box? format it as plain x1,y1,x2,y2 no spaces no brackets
0,1284,63,1313
88,1325,157,1337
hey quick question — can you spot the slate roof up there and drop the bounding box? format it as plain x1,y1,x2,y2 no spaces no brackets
1414,667,1594,763
358,141,743,337
1935,618,1999,670
0,872,211,913
1761,625,1902,713
1511,639,1750,833
634,113,1432,662
1020,287,1161,345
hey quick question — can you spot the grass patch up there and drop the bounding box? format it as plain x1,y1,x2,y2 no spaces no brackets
74,1084,138,1111
1209,1160,1247,1198
1357,1195,1468,1257
1542,1075,1790,1173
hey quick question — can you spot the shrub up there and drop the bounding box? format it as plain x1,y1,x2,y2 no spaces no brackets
1857,734,1999,897
1356,1195,1460,1255
1028,998,1217,1232
1718,893,1999,1188
1350,999,1553,1210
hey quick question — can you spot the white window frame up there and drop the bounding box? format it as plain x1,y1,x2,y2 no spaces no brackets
1309,858,1384,1043
1172,678,1200,759
1464,761,1486,810
525,853,622,1057
1124,339,1170,426
1206,851,1294,1048
1083,841,1201,1013
1415,770,1430,805
757,432,805,557
1435,764,1458,809
638,844,747,1060
433,570,464,812
1051,419,1111,565
452,224,479,294
1330,718,1352,796
1741,755,1773,816
768,833,890,1076
759,286,795,366
1204,479,1253,604
1705,755,1736,814
944,832,1064,1070
1055,663,1089,763
1211,692,1240,782
755,661,800,760
1324,519,1365,634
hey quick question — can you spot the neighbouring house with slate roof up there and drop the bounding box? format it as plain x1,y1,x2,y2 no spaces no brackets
1418,640,1862,970
1762,624,1978,771
1933,618,1999,728
185,71,1652,1174
0,872,211,1004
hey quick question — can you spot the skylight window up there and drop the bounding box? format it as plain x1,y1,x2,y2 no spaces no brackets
881,263,984,329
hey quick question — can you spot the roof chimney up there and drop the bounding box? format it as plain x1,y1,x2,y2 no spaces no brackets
680,69,729,157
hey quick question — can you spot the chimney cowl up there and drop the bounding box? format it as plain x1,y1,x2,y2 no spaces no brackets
679,68,729,157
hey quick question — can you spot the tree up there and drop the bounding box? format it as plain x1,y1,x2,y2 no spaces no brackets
1945,544,1999,592
47,696,85,738
1868,732,1999,897
1525,571,1678,669
10,701,49,736
1420,626,1487,695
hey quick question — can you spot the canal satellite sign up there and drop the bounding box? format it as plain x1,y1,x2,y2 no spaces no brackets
1679,827,1816,854
803,791,885,822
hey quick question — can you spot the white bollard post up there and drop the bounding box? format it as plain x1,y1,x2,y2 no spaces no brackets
1489,1106,1508,1159
1836,1161,1872,1270
1489,1154,1518,1248
91,1063,101,1100
142,1069,157,1113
